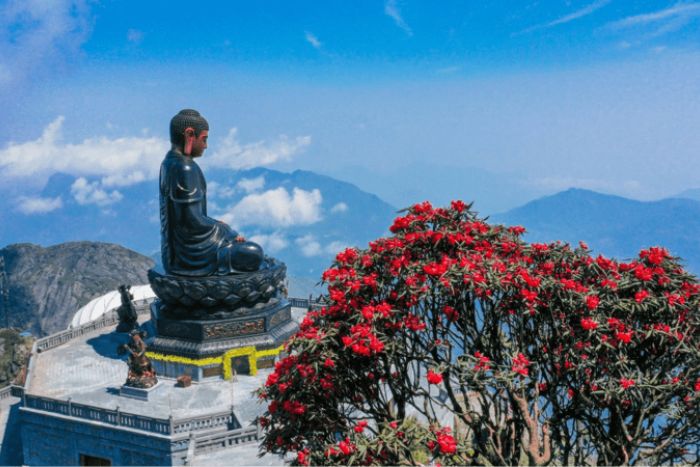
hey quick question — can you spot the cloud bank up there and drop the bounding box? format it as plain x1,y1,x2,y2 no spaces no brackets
220,187,323,228
16,196,63,214
205,128,311,170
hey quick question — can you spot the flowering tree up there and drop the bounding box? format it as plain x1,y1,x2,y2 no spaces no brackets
258,201,700,465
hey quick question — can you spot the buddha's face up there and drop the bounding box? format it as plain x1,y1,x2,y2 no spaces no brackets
190,130,208,158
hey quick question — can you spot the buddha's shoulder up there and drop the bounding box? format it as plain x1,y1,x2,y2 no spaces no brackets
164,152,202,174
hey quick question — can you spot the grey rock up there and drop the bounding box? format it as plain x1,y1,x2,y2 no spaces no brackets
0,242,154,336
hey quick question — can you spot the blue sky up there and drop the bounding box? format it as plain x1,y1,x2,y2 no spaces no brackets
2,0,700,214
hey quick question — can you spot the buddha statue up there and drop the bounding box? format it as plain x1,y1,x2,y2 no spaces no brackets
159,109,264,276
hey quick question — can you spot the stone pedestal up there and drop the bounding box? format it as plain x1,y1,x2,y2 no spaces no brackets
120,381,163,401
147,299,296,381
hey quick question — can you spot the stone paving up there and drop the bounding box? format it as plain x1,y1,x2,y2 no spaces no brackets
27,316,280,425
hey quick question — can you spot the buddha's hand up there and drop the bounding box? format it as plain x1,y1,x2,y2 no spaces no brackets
235,235,246,243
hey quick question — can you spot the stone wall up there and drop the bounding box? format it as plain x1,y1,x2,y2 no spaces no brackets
21,408,178,466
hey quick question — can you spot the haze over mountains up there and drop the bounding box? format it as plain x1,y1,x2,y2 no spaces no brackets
4,167,700,294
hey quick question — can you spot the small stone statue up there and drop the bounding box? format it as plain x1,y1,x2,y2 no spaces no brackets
159,109,264,276
115,285,138,332
118,330,157,388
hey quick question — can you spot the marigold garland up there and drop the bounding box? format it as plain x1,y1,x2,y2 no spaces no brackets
146,344,284,379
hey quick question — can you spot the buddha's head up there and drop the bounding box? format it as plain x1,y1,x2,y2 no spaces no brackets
170,109,209,157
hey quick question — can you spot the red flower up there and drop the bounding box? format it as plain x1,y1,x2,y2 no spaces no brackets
389,421,398,429
436,432,457,454
450,200,467,212
616,331,633,344
567,388,575,399
338,438,355,455
634,264,653,281
443,305,458,321
581,317,598,331
474,351,490,371
354,420,368,433
584,295,599,310
620,378,635,389
297,448,310,466
512,353,530,377
427,369,443,385
635,289,649,303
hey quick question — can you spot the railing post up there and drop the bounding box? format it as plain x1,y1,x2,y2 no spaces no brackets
67,397,72,416
116,405,120,425
169,414,174,435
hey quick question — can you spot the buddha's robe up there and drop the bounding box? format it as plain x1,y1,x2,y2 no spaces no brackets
159,150,263,276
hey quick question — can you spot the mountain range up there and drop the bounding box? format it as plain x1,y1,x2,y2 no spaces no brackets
492,188,700,274
4,167,700,306
0,167,398,281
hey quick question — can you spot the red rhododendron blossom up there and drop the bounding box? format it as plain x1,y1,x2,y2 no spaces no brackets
354,420,368,433
512,353,531,377
437,432,457,454
635,290,650,303
450,200,467,212
616,331,633,344
443,305,458,321
640,247,669,265
634,264,654,281
338,438,355,455
427,369,443,385
620,378,636,390
586,295,600,310
581,317,598,331
474,351,491,371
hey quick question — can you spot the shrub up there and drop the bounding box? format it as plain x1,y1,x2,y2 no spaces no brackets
258,201,700,465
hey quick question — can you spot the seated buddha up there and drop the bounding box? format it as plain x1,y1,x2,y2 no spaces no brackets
159,109,264,276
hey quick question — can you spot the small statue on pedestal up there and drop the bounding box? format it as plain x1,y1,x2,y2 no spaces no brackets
115,284,138,332
118,329,157,388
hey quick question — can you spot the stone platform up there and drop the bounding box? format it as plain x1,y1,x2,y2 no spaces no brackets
16,309,307,466
147,298,297,381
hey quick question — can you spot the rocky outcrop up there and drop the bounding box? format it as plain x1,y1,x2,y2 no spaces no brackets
0,328,32,387
0,242,154,336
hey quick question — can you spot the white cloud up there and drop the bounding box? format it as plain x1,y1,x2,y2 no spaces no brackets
0,0,93,92
384,0,413,36
305,31,322,49
608,3,700,29
207,181,237,200
236,176,265,193
220,187,322,228
295,235,349,257
331,202,348,214
0,117,168,187
295,235,323,257
204,128,311,170
71,177,123,206
519,0,610,34
16,196,63,214
325,240,349,255
248,232,289,254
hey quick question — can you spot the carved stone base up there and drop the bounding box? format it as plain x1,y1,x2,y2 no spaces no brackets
147,258,287,319
150,299,292,345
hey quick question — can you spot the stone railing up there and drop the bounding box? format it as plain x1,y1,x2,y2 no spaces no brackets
172,409,238,434
35,298,154,353
23,393,172,435
192,424,259,454
288,296,324,310
0,385,12,401
22,392,245,439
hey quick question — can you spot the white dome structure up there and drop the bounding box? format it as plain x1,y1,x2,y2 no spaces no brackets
69,284,156,329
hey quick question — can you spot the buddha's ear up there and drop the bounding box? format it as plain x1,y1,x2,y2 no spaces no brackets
184,127,195,155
